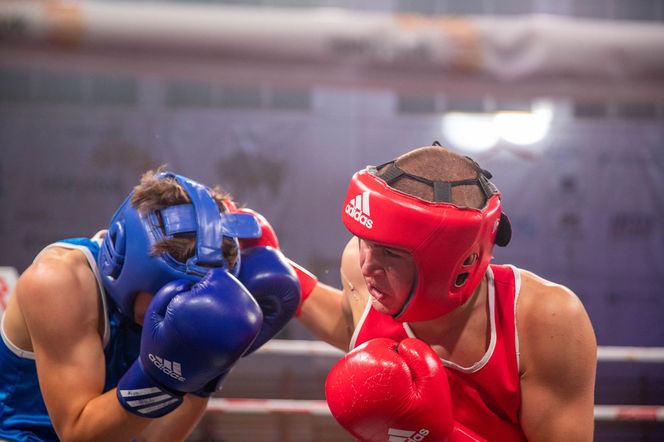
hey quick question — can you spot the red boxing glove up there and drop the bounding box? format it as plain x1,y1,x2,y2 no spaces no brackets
235,208,318,315
325,338,485,442
236,208,280,250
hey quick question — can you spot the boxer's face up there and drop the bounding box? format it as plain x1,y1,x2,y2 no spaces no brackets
358,239,416,316
133,291,152,325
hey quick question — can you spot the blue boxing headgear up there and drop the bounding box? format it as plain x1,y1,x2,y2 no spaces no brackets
97,172,261,319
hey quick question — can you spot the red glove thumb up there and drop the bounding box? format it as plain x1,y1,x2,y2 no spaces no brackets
234,207,317,313
235,207,280,249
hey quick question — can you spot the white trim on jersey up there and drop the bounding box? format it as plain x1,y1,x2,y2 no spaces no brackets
49,235,111,348
404,266,499,374
0,314,36,360
348,294,373,351
349,265,522,376
510,265,523,374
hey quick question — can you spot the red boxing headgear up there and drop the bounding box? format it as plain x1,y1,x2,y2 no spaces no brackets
342,157,511,322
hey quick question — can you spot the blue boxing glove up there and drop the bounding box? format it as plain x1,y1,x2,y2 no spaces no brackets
191,247,301,397
116,269,263,418
238,246,301,355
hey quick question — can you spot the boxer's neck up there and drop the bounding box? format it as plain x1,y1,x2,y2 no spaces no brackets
408,275,489,353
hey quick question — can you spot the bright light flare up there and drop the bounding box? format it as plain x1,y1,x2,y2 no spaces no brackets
442,101,553,152
441,112,499,153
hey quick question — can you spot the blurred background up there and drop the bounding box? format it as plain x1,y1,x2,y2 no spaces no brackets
1,0,663,440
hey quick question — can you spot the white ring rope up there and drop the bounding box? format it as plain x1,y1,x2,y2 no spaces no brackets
207,399,331,417
594,405,664,422
259,339,664,363
206,340,664,423
597,346,664,363
207,399,664,422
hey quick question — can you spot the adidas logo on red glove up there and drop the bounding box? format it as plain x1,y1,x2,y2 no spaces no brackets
388,427,430,441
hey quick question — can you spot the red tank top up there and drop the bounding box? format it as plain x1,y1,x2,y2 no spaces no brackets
350,264,527,441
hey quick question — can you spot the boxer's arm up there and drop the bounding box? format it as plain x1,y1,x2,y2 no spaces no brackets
518,271,597,442
297,281,353,351
16,250,151,441
236,208,355,350
138,395,208,442
297,237,362,351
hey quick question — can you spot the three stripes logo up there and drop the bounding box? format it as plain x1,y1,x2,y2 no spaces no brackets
149,353,186,382
345,191,374,229
119,387,182,416
388,427,430,442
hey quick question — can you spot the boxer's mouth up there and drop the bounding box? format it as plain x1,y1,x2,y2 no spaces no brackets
367,282,388,302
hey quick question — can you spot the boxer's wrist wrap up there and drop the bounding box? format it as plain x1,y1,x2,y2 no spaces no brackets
290,260,318,316
117,359,183,418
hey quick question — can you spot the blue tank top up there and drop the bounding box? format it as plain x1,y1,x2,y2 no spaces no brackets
0,237,141,442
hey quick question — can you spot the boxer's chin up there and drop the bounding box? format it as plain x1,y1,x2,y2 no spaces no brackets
369,295,399,316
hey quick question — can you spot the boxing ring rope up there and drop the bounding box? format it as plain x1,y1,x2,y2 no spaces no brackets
1,270,662,424
597,346,664,364
257,339,664,363
206,399,664,423
207,399,331,417
203,339,664,423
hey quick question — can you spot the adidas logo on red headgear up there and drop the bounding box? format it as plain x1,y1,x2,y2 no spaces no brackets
345,191,373,229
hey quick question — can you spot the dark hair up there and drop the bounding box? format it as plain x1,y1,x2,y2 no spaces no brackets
131,168,239,269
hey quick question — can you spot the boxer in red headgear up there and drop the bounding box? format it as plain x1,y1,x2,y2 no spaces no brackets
252,144,597,441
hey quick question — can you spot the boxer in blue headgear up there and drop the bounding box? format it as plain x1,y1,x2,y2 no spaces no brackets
0,169,301,441
98,171,262,320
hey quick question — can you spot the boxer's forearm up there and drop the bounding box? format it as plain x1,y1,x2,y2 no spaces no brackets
298,283,353,351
